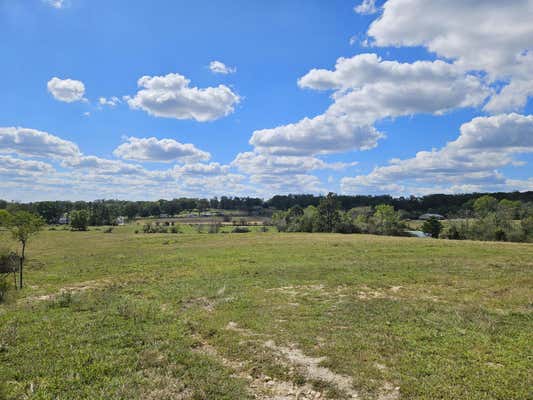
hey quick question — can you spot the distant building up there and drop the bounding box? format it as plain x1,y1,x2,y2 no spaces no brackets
159,213,169,218
406,230,430,238
58,213,69,225
116,216,125,226
419,213,444,220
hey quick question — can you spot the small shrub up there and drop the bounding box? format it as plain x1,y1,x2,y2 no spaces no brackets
134,230,139,234
170,227,179,234
232,227,250,233
0,277,9,303
56,291,73,308
104,227,113,233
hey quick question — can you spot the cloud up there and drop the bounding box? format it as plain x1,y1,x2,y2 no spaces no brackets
0,127,81,159
209,60,236,74
113,136,210,163
43,0,66,9
250,115,382,156
126,73,240,122
173,162,229,176
354,0,378,15
251,53,489,156
0,155,55,177
47,77,86,103
99,96,121,107
250,173,325,195
232,152,356,175
62,156,150,176
367,0,533,112
341,113,533,194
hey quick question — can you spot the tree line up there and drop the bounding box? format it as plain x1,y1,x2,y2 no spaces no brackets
0,190,532,229
271,193,533,243
266,191,533,216
0,197,264,225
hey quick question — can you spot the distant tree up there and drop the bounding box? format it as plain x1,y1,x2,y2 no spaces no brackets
521,215,533,240
196,199,210,214
373,204,403,236
287,205,304,222
473,195,499,217
421,217,443,238
70,210,89,231
8,211,44,289
0,209,11,227
498,199,521,220
124,203,139,221
315,193,341,232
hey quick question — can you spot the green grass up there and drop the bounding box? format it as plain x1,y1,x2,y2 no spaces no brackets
1,227,532,399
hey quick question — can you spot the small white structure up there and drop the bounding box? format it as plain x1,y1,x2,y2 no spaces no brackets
58,213,69,225
159,213,169,218
406,230,430,238
419,213,444,220
116,216,125,226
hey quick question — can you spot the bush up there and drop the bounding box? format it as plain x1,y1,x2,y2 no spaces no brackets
170,227,179,234
0,277,9,303
70,210,89,231
104,227,113,233
421,217,443,238
134,230,139,234
232,227,250,233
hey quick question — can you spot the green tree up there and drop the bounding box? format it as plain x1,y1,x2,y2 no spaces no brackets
315,193,340,232
421,217,443,238
196,199,210,215
498,199,521,221
0,209,12,227
8,211,44,289
521,215,533,240
473,195,498,217
124,202,139,221
373,204,403,236
70,210,89,231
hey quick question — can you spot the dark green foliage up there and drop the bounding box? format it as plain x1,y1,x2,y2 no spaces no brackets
232,227,250,233
70,210,89,231
315,193,341,233
421,217,443,238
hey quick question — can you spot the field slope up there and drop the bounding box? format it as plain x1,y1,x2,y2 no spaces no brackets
1,228,532,399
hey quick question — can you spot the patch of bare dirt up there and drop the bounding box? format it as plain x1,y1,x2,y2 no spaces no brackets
267,283,440,304
21,278,115,303
193,335,322,399
222,322,401,400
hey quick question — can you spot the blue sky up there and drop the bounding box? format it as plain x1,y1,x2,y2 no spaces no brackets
1,0,532,201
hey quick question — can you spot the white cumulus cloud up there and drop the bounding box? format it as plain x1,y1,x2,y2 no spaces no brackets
341,113,533,194
47,77,86,103
354,0,378,15
209,60,236,74
126,73,240,122
113,136,211,163
251,53,489,156
367,0,533,113
0,127,81,159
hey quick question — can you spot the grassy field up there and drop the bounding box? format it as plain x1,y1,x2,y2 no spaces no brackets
0,227,532,399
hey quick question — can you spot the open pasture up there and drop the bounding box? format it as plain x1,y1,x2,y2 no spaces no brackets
1,228,532,399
